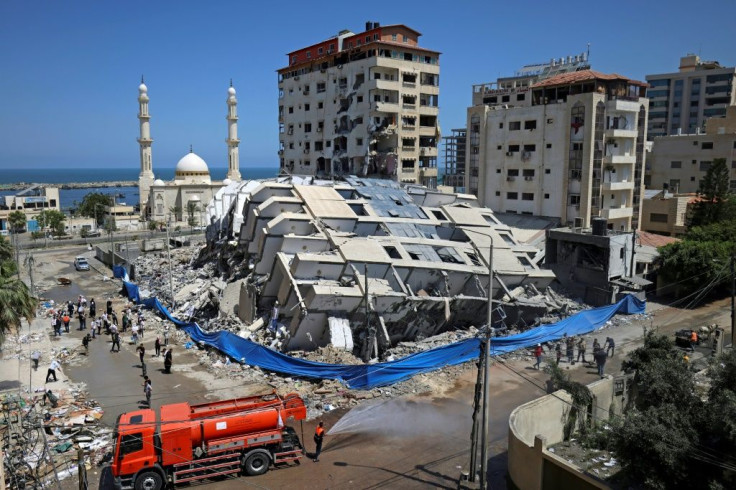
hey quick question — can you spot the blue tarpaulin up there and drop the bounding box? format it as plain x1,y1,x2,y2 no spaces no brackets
120,276,645,389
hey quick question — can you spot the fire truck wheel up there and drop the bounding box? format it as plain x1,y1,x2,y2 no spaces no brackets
244,450,270,476
134,470,163,490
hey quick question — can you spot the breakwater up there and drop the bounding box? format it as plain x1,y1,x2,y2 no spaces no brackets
0,181,137,191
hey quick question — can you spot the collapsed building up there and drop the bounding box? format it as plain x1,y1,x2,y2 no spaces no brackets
205,177,555,358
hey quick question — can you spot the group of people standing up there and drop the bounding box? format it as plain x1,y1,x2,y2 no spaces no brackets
533,335,616,378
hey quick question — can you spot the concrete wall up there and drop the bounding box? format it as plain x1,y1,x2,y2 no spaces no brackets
508,377,618,490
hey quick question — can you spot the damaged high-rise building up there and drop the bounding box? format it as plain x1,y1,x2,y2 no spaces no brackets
277,22,441,188
206,177,555,359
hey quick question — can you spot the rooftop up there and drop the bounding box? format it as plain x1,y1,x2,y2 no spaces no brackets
532,69,647,88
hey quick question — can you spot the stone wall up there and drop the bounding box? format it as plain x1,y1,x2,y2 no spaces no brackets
508,376,620,490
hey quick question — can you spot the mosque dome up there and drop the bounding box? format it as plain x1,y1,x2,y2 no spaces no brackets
222,178,233,186
139,83,148,93
176,152,209,173
228,86,236,96
153,178,165,186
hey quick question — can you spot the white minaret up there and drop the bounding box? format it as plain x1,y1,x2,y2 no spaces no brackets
138,77,155,212
226,80,241,181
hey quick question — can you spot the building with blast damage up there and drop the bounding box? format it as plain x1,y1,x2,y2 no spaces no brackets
277,22,440,188
207,177,554,359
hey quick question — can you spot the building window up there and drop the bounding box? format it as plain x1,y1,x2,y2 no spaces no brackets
507,169,519,177
317,82,326,93
403,35,409,43
357,95,363,103
569,194,581,205
523,144,536,152
508,145,519,152
318,102,323,109
303,160,311,166
522,169,535,177
291,55,297,64
318,47,323,55
544,193,550,199
670,161,682,169
496,169,501,173
546,143,552,149
495,191,501,196
304,123,312,133
507,192,518,200
522,193,534,201
392,33,397,41
669,179,680,190
650,213,668,223
499,123,503,129
509,121,521,131
701,142,713,149
304,103,310,111
516,93,525,101
699,161,711,171
524,120,537,130
356,138,363,146
306,51,311,59
502,95,510,102
545,169,551,174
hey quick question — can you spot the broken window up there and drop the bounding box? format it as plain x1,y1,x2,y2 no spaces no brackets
431,210,447,220
524,120,537,130
317,82,326,93
356,138,363,146
384,246,401,259
357,95,363,103
315,141,323,151
467,252,481,266
436,247,463,264
507,169,519,177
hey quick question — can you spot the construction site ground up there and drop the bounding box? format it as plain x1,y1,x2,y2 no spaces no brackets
2,243,731,489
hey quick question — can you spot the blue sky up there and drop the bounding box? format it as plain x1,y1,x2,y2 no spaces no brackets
1,0,734,171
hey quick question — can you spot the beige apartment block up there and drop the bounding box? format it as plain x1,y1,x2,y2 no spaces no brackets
0,185,61,233
466,70,648,232
277,22,440,188
647,106,736,194
640,190,691,237
646,54,736,139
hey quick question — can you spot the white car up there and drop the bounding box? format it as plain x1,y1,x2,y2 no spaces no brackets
74,257,90,271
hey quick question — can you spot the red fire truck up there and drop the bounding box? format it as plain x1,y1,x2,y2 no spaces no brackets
109,392,306,489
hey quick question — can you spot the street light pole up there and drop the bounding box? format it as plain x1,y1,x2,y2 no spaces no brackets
480,235,494,490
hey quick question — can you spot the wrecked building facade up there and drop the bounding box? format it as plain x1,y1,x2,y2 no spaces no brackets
277,22,440,188
207,177,555,358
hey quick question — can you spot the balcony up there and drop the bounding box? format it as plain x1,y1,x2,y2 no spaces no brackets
374,101,400,113
600,207,633,220
602,180,635,191
367,78,398,92
602,154,635,165
420,167,438,178
606,99,640,112
605,129,637,139
401,145,416,152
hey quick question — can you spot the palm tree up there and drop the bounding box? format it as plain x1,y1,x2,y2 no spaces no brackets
0,236,36,347
0,274,37,346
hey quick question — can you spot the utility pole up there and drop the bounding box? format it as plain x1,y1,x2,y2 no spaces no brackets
731,248,735,348
110,195,116,270
166,216,175,310
480,236,494,490
468,342,484,483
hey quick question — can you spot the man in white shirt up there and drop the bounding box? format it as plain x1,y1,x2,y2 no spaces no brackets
46,359,61,382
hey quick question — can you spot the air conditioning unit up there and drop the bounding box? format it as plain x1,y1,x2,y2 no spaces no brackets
522,151,531,160
506,151,513,156
525,176,533,181
317,127,323,132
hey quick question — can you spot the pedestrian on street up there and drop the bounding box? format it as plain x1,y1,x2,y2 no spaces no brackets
689,330,698,353
136,344,146,365
51,316,60,337
593,348,607,378
89,298,96,318
143,376,152,406
110,332,120,352
31,350,41,370
131,323,139,344
67,301,74,316
577,338,587,364
62,313,70,333
154,337,161,357
82,334,90,355
106,299,113,316
91,318,97,339
270,301,280,332
533,343,543,369
604,337,615,357
555,342,562,365
163,348,172,373
122,312,129,332
163,326,170,346
566,336,575,364
139,319,145,338
78,310,86,331
46,359,60,383
313,421,325,462
593,338,601,351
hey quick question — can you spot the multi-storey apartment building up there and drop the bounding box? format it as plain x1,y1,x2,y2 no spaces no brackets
646,106,736,194
441,128,467,193
466,70,648,231
646,54,736,139
277,22,441,188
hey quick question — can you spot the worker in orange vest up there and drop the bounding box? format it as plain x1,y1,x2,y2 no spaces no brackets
313,421,325,462
689,330,698,353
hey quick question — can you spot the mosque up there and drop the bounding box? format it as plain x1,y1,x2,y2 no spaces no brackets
137,79,241,224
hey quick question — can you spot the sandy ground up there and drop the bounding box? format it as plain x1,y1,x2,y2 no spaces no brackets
2,243,732,489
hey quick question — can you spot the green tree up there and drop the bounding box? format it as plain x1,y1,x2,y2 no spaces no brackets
8,211,26,233
169,206,182,222
77,192,114,226
38,210,67,237
0,236,36,348
690,158,731,227
186,201,200,228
